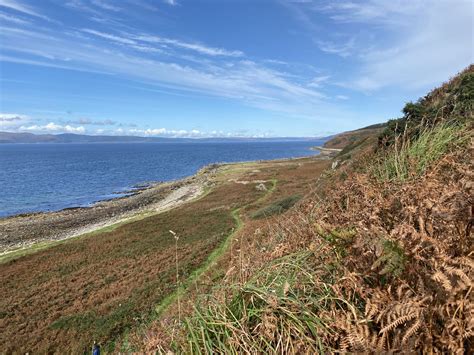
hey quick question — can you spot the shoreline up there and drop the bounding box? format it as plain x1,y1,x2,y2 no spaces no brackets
0,153,326,257
0,166,215,256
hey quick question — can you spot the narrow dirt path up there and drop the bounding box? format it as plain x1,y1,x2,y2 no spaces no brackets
153,179,278,319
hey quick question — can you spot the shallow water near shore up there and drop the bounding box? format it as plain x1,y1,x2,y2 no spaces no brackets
0,141,323,217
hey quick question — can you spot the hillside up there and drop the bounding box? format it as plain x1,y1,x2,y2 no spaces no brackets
0,154,330,352
323,122,386,149
142,65,473,352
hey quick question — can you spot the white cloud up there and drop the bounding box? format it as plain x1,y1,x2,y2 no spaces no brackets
317,38,355,58
80,29,244,57
348,1,473,91
129,127,201,137
0,26,336,120
308,0,473,91
0,113,29,128
336,95,349,100
0,0,50,21
164,0,177,6
128,127,258,138
318,0,425,25
133,34,244,57
0,11,29,24
82,29,137,45
20,122,85,134
66,118,116,125
91,0,121,12
308,75,330,88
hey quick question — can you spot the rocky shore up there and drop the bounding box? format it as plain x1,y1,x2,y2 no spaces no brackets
0,165,219,254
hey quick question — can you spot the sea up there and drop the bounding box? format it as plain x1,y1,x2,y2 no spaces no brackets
0,140,324,218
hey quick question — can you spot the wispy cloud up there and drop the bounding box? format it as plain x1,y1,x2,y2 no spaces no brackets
0,11,29,24
90,0,121,12
80,29,244,57
66,118,117,126
132,34,244,57
344,0,473,91
289,0,473,92
163,0,177,6
318,0,424,25
0,0,50,21
317,38,355,58
1,23,333,118
0,2,363,126
82,28,137,45
308,75,330,88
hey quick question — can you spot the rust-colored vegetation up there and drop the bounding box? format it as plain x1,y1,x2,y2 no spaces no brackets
172,65,473,353
0,179,261,352
0,152,329,352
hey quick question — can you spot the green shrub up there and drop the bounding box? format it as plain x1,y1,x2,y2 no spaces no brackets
251,195,301,219
379,69,474,147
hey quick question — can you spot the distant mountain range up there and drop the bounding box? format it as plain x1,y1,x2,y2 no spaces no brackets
0,131,330,144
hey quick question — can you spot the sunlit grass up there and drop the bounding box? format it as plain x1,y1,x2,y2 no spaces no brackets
373,123,468,182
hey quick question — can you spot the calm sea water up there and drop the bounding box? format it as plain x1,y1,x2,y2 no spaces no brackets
0,141,323,217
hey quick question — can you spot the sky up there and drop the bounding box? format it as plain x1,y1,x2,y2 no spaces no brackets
0,0,472,138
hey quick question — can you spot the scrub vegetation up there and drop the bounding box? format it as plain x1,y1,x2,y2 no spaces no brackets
149,65,473,353
0,149,329,353
2,66,471,353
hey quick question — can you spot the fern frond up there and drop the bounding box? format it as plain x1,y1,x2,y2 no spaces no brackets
402,318,422,344
380,312,417,334
432,271,452,291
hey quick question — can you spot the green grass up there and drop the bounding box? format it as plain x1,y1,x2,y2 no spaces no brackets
183,251,346,354
373,123,467,182
154,207,245,318
251,194,301,219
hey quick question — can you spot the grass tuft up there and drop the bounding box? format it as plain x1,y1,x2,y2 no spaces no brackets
183,251,341,354
373,122,467,182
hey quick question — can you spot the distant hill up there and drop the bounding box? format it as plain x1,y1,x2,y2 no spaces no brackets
323,123,386,150
0,132,329,144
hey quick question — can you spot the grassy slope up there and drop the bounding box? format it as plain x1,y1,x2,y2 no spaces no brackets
0,155,329,353
174,65,473,353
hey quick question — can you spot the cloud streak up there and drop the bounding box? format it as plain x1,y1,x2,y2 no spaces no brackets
290,0,473,92
0,0,51,21
0,23,333,120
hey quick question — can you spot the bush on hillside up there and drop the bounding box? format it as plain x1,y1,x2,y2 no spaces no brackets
379,66,474,147
251,195,301,219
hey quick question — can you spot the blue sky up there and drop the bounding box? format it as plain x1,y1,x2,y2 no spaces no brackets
0,0,472,138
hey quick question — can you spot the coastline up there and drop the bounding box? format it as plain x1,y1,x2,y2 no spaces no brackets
0,152,327,257
0,166,214,256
